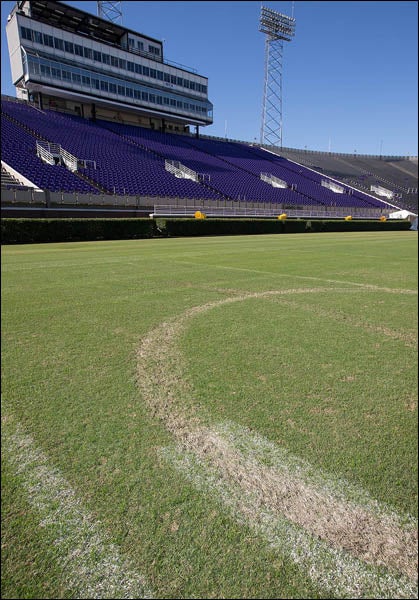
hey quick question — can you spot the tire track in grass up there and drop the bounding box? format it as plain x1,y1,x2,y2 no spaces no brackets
2,413,152,600
136,288,418,598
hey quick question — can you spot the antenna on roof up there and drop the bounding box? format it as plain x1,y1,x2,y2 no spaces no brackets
97,1,123,25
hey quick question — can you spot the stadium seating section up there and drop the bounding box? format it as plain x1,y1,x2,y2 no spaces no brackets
2,99,417,212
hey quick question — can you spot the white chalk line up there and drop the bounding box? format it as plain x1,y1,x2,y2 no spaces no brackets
161,442,417,599
171,260,418,295
136,286,418,598
2,415,152,600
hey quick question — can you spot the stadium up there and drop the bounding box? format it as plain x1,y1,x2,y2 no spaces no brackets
1,2,418,599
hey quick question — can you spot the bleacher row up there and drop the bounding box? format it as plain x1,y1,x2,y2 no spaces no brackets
1,99,393,210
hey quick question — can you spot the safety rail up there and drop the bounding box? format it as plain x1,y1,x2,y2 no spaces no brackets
151,205,387,220
260,173,289,188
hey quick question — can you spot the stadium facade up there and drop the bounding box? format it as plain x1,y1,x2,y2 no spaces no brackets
6,0,213,134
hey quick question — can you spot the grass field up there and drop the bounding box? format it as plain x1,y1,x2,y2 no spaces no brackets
1,230,418,599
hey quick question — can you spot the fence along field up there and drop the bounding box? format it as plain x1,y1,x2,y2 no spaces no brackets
1,231,418,599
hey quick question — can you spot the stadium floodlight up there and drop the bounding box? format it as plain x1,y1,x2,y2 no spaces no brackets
97,1,123,24
259,6,295,148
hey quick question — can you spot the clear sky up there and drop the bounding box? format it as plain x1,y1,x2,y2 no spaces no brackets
1,1,418,156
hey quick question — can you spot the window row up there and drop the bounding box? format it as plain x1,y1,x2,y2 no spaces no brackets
28,56,212,117
20,26,207,94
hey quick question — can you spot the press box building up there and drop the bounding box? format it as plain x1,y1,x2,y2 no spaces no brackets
6,0,213,133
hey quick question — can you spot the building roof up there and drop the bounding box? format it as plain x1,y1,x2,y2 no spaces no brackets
14,0,162,47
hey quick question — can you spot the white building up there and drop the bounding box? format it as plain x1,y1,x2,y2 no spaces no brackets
6,0,213,134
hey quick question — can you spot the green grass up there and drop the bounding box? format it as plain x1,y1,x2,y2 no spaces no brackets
2,231,418,599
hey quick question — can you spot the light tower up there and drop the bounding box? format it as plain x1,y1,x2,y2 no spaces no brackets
97,1,123,24
259,5,295,147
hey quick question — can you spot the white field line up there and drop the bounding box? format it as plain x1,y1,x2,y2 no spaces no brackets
186,284,417,348
162,443,418,600
2,415,152,600
136,287,418,598
170,260,418,295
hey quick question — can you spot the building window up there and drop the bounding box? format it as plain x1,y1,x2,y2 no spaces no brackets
127,61,135,72
119,58,126,69
100,80,108,92
82,75,91,85
74,44,83,57
142,66,149,77
109,82,117,94
34,30,43,44
43,34,54,47
135,63,142,74
84,47,92,59
93,50,102,62
101,53,110,65
72,72,81,83
40,64,51,76
21,26,32,41
54,37,64,51
118,84,125,96
64,41,74,53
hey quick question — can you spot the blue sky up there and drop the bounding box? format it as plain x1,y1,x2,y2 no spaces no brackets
1,1,418,155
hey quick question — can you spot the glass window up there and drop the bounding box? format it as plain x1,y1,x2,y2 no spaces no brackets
92,78,100,90
62,70,71,81
118,84,125,95
72,72,81,83
51,67,61,79
157,70,163,81
127,61,135,72
176,77,182,86
164,73,170,83
74,44,83,57
53,37,64,50
43,34,54,47
170,75,176,84
149,94,156,103
137,41,144,50
82,75,90,85
150,69,156,79
126,87,133,98
142,91,148,101
64,41,74,53
156,96,163,105
109,82,117,93
100,80,108,91
163,97,170,105
119,58,126,69
21,27,32,41
93,50,102,62
170,99,176,107
84,47,92,59
135,64,141,74
34,30,43,44
111,55,119,67
40,64,51,76
102,53,110,65
133,89,140,99
190,81,195,90
142,66,149,77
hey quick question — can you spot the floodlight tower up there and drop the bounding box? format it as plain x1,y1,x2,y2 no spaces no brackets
259,5,295,147
97,1,123,24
